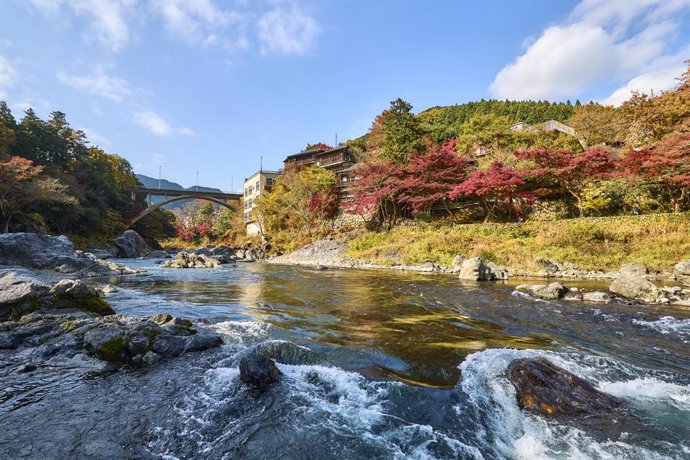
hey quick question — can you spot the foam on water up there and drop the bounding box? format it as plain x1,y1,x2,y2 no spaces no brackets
153,350,484,459
458,348,689,459
598,378,690,411
211,320,270,343
633,316,690,342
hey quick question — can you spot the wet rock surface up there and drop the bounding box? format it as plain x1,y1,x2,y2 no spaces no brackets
506,358,623,417
164,252,221,268
1,310,222,367
239,352,281,389
113,230,151,258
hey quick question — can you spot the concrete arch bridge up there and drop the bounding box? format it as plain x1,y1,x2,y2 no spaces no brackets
130,187,241,226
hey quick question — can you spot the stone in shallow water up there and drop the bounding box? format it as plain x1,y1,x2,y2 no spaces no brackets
239,353,281,389
507,358,622,417
609,273,658,303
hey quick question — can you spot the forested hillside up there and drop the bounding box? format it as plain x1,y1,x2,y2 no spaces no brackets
417,99,578,144
0,102,175,245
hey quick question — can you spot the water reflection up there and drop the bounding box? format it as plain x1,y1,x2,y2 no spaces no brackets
109,261,690,388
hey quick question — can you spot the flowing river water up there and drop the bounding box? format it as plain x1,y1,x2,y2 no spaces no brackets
2,260,690,459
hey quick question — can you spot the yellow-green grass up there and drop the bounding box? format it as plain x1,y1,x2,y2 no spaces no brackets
347,213,690,273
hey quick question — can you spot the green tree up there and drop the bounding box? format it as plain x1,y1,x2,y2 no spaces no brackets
256,166,336,236
0,102,17,158
456,113,514,155
367,98,427,164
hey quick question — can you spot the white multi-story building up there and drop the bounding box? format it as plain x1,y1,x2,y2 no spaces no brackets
243,170,281,235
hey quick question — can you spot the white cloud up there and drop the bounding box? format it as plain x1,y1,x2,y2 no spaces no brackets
490,0,690,100
133,111,194,137
58,69,130,101
30,0,134,52
258,4,320,55
0,56,18,99
150,0,246,48
134,110,172,136
603,64,687,105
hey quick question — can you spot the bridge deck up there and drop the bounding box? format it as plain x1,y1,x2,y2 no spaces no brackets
133,187,241,201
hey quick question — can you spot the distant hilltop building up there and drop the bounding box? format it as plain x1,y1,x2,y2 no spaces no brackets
509,119,585,148
509,119,577,137
243,169,281,235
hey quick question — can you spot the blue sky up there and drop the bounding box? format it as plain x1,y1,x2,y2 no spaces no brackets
0,0,689,191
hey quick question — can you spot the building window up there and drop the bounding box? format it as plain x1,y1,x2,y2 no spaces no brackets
255,180,260,190
266,178,273,186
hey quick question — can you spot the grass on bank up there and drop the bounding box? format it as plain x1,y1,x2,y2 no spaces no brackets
346,212,690,273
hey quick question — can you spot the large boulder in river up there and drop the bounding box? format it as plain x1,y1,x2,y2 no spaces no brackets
239,353,281,389
673,260,690,286
458,257,503,281
0,232,75,268
113,230,150,258
0,233,135,276
507,358,622,417
609,273,658,303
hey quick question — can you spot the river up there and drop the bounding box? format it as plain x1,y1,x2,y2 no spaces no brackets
3,260,690,459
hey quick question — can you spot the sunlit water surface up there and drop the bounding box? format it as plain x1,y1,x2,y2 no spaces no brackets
2,260,690,459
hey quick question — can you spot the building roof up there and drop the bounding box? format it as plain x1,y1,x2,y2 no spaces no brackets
244,170,282,182
284,149,324,161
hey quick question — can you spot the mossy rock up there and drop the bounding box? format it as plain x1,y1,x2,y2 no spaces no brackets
95,336,127,362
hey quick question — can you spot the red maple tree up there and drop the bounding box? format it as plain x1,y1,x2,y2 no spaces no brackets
515,147,615,217
450,162,528,222
398,140,473,216
622,132,690,212
346,160,407,229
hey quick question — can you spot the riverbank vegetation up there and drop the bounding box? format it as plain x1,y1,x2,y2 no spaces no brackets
347,212,690,272
252,61,690,271
0,102,175,245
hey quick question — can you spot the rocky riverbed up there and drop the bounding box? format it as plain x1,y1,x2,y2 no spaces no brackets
1,232,689,458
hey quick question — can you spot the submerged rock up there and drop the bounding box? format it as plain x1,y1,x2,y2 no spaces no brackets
609,273,659,303
507,358,622,417
114,230,151,258
164,252,220,269
239,352,281,389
